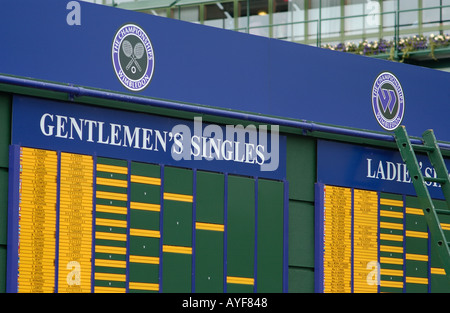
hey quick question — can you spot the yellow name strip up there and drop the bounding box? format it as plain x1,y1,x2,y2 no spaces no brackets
96,164,128,174
96,177,127,188
162,245,192,255
380,280,403,288
130,202,160,212
380,245,403,253
129,255,159,264
95,231,127,241
130,175,161,186
405,207,424,215
95,245,127,255
380,257,403,265
163,192,193,203
405,230,428,239
129,282,159,291
380,198,404,207
96,204,127,215
95,259,127,268
380,233,403,242
96,218,127,228
227,276,254,286
130,228,160,238
406,277,428,285
94,286,125,293
380,221,403,230
405,253,428,262
431,268,446,275
95,272,126,282
380,268,403,277
380,210,403,219
96,191,127,201
196,222,225,232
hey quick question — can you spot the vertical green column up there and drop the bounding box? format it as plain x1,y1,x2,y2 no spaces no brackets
128,162,161,293
162,166,193,292
257,179,284,292
405,196,429,292
195,171,225,293
94,157,128,293
226,175,255,292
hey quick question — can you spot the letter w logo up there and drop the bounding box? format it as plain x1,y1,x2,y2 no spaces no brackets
378,88,396,114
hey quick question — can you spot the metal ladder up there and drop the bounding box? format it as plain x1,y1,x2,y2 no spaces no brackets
394,126,450,282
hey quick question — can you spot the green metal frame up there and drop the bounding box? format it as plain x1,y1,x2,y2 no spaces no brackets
395,126,450,283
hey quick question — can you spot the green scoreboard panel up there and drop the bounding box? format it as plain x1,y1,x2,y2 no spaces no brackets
7,146,287,293
316,183,450,293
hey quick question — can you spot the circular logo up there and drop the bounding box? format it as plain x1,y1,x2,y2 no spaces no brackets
371,72,405,131
112,24,155,92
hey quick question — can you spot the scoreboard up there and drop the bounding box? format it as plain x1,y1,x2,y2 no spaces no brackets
9,145,287,293
7,96,288,293
316,184,443,293
315,139,450,293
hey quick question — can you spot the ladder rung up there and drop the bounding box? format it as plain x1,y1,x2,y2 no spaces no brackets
424,176,447,184
436,209,450,215
411,144,435,153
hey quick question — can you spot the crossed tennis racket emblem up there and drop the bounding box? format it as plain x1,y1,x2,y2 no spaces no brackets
122,40,145,73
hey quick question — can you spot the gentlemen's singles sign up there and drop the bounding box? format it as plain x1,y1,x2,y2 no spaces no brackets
12,96,285,179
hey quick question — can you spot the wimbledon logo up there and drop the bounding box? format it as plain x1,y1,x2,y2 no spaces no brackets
112,24,155,92
371,72,405,131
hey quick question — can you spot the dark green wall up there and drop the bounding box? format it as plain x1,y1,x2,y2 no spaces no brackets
286,135,316,293
0,93,11,293
0,90,312,292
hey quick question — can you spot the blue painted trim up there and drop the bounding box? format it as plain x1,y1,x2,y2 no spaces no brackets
91,154,97,293
6,145,20,293
3,74,445,150
350,188,354,293
314,183,325,293
54,151,61,293
377,191,381,293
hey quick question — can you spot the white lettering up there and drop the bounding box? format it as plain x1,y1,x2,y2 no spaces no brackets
56,115,68,138
97,122,110,144
40,113,54,136
110,123,122,146
123,125,140,149
366,158,447,188
84,119,97,142
69,117,84,140
376,161,385,180
142,128,153,150
366,158,376,178
386,161,396,181
36,112,276,172
191,135,201,157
